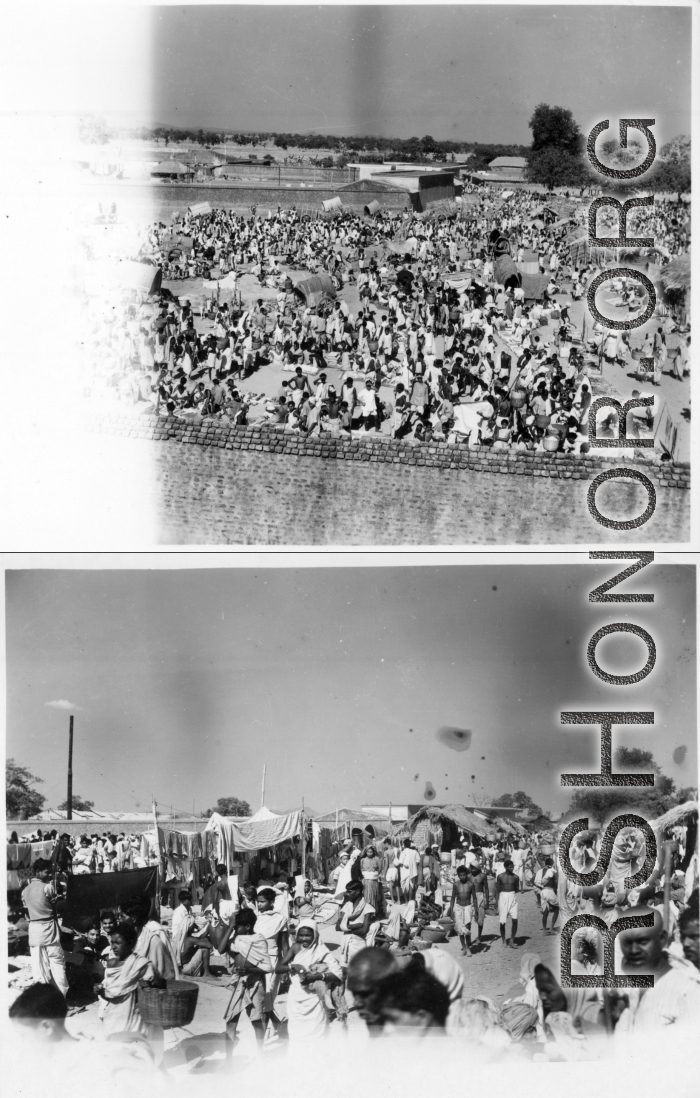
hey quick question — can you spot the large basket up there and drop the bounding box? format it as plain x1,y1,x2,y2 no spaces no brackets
138,980,199,1029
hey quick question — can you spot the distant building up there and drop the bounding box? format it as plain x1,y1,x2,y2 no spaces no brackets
347,162,460,182
150,160,195,181
488,156,528,174
470,155,529,187
366,169,458,212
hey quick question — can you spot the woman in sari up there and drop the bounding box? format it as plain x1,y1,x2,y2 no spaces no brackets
96,921,163,1037
275,920,342,1041
335,880,376,968
360,845,384,917
221,908,272,1057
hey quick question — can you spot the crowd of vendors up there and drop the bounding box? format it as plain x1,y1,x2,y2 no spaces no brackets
7,808,700,1070
81,186,690,457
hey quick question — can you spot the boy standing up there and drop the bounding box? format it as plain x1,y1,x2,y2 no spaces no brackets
448,865,478,956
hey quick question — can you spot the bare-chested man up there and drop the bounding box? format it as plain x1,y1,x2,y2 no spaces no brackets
448,865,478,956
469,863,489,949
495,859,520,948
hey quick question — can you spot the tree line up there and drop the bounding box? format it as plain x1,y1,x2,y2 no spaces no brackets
525,103,690,196
8,753,694,826
79,107,690,196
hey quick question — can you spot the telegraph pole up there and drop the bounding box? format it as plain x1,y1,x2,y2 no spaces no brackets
66,715,74,820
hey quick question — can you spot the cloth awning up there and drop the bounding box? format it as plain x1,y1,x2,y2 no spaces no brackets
63,866,159,930
188,201,212,216
205,809,302,855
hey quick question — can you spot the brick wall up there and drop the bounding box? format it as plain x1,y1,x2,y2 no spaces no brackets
89,410,690,490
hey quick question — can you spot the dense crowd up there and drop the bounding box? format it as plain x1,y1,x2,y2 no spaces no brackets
81,187,690,457
8,820,700,1069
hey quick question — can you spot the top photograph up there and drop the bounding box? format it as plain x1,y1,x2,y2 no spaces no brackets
35,4,696,545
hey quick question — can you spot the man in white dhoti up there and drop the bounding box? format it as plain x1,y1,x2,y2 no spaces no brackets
495,860,520,949
21,859,69,998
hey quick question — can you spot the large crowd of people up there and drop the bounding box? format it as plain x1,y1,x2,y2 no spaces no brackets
7,818,700,1069
81,185,690,458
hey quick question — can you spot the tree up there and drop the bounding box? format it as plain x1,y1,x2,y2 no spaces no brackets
529,104,583,155
6,759,46,819
57,795,95,812
493,790,543,817
648,157,691,199
527,147,592,190
206,796,252,818
566,747,678,825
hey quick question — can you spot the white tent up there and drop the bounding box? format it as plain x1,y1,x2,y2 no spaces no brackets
249,806,280,822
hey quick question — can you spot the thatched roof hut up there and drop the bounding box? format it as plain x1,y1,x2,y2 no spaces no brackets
658,255,690,293
649,800,697,836
655,255,690,323
393,803,495,852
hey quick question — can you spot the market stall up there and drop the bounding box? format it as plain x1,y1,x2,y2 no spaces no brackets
393,803,494,853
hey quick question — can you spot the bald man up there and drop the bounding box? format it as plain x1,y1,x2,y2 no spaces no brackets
613,906,700,1034
346,947,399,1034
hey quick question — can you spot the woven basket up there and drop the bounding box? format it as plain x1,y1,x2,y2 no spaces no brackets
138,980,199,1029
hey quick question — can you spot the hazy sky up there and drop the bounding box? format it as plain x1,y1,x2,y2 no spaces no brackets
5,563,695,820
150,6,691,144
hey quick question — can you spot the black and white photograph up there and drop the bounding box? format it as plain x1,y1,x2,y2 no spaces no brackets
0,3,694,546
2,554,698,1094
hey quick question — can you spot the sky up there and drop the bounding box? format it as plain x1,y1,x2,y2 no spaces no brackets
5,563,696,821
148,5,692,144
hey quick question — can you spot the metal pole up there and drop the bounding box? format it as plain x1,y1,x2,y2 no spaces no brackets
261,764,266,809
67,715,74,820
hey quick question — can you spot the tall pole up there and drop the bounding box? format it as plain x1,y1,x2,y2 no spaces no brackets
66,715,74,820
261,764,266,810
152,798,162,921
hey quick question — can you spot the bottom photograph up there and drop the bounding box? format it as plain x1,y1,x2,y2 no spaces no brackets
3,558,698,1093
